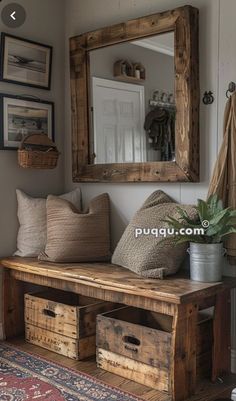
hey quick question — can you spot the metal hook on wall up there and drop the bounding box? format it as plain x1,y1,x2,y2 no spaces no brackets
226,81,236,98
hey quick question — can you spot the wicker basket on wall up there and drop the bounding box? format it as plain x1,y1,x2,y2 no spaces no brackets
18,134,60,169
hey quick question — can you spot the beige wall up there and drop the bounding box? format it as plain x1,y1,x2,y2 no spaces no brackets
0,0,65,258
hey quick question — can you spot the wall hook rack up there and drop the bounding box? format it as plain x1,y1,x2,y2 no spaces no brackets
226,81,236,98
202,91,214,105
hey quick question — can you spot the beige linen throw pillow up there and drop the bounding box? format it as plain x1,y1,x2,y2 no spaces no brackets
39,193,111,263
112,190,197,279
15,188,82,257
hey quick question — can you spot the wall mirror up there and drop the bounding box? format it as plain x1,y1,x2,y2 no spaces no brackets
70,5,199,182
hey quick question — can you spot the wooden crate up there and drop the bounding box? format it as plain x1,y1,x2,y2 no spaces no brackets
25,290,117,360
96,307,213,392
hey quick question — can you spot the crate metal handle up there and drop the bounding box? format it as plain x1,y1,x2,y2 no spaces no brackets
43,309,56,318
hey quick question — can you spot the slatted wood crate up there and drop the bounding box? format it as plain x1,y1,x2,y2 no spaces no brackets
25,290,117,360
96,306,213,392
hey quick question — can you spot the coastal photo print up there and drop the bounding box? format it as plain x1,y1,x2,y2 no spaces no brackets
0,94,54,150
0,33,52,89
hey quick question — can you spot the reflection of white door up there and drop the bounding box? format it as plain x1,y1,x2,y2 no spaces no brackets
92,77,146,164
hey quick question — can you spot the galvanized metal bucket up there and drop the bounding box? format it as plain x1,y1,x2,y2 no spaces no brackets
187,242,226,282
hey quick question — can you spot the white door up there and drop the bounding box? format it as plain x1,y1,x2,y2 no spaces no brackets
92,77,146,164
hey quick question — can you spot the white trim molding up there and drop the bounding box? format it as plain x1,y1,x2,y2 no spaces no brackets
132,38,174,57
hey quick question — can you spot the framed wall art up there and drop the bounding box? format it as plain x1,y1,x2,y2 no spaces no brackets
0,33,53,90
0,94,54,150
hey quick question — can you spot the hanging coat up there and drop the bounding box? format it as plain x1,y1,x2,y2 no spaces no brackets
208,91,236,263
144,107,175,160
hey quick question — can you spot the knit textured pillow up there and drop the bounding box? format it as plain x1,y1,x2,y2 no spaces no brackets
14,188,82,258
39,193,111,263
112,190,197,279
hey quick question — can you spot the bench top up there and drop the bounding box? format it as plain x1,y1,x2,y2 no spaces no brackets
1,257,236,305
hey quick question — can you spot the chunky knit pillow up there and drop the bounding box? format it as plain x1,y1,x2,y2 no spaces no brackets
112,190,197,279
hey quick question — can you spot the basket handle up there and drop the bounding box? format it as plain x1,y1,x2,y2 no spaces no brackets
19,134,55,150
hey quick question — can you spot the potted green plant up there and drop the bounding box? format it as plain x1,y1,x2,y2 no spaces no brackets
163,194,236,282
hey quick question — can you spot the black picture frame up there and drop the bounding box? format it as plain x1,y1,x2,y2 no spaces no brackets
0,33,53,90
0,94,55,150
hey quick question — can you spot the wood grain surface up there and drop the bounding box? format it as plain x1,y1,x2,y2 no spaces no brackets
2,257,235,306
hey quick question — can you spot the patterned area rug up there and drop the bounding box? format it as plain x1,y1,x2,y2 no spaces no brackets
0,342,143,401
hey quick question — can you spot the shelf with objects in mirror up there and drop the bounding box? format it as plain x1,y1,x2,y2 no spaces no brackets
113,59,146,83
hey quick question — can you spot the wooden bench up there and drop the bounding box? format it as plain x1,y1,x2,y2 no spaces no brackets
1,256,236,401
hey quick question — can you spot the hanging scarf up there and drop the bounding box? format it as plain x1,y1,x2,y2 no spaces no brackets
208,92,236,263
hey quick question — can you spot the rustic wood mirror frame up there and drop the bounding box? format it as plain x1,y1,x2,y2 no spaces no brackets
70,5,199,183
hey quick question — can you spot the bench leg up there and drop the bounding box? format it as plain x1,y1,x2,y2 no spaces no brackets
3,267,25,339
171,303,198,401
212,289,231,381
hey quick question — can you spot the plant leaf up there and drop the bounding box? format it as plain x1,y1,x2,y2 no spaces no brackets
208,208,231,226
161,218,183,229
208,194,223,215
174,236,205,245
197,199,211,222
175,207,201,226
